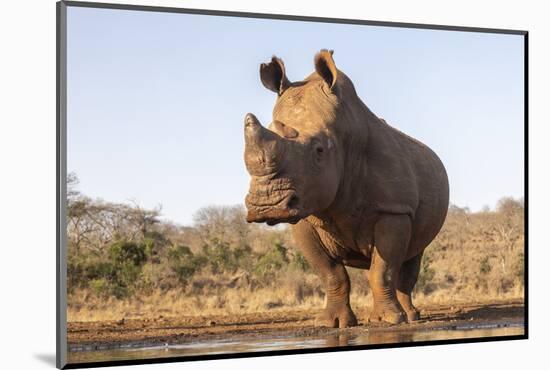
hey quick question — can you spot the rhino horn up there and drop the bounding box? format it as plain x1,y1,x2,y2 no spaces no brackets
244,113,283,176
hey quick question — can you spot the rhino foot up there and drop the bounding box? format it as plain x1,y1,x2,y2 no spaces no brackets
315,304,358,328
368,304,406,325
404,308,420,322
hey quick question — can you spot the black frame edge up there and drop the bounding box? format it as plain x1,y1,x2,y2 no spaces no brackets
523,32,529,338
57,1,68,369
63,334,527,369
62,0,527,35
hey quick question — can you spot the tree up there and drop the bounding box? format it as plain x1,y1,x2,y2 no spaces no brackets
496,197,524,216
67,172,81,201
193,205,250,246
494,196,524,276
448,203,470,225
67,196,97,253
127,200,162,239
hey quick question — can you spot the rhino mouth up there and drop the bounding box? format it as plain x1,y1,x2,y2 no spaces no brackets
245,190,302,225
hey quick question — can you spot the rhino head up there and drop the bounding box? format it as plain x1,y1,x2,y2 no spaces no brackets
244,50,350,226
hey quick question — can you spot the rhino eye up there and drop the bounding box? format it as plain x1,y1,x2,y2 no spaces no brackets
314,146,325,165
311,139,325,165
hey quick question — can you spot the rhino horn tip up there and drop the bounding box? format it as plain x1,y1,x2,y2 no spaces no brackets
245,113,260,129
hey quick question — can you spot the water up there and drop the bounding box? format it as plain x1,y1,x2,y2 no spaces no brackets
68,323,524,364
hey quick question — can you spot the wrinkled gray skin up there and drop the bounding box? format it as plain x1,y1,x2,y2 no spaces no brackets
244,50,449,327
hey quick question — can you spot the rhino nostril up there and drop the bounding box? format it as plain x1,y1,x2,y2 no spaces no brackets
287,194,300,209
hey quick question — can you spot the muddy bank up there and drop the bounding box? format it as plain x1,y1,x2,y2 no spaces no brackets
68,300,524,352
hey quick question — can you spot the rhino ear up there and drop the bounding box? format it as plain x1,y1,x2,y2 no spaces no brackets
260,56,291,95
314,49,338,90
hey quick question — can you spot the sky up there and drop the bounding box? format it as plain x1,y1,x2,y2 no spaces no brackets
66,6,525,226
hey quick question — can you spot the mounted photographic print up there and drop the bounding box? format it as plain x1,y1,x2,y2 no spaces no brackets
56,1,528,368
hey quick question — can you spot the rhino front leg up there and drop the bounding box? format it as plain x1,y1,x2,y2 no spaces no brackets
292,221,358,328
367,214,411,325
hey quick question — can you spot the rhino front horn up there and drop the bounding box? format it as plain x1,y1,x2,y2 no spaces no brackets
244,113,260,128
244,113,260,129
244,113,268,146
243,113,282,176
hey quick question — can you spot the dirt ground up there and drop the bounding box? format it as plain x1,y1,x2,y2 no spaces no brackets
67,299,524,351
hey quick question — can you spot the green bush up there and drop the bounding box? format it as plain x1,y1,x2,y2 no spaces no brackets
168,245,207,282
83,259,112,280
254,242,289,282
143,231,171,263
105,241,148,297
67,253,85,293
200,239,252,274
108,241,147,266
67,253,112,293
232,244,254,271
290,250,310,272
89,278,110,297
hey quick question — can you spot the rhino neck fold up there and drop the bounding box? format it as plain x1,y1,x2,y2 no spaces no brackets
329,103,372,216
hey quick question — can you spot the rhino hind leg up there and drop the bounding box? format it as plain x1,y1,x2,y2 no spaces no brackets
396,253,423,322
291,221,358,328
367,214,411,325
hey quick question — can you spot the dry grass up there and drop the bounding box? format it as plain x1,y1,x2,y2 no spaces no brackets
68,287,323,322
67,284,523,323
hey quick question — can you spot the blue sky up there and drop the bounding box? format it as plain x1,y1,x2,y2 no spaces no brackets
67,6,524,225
